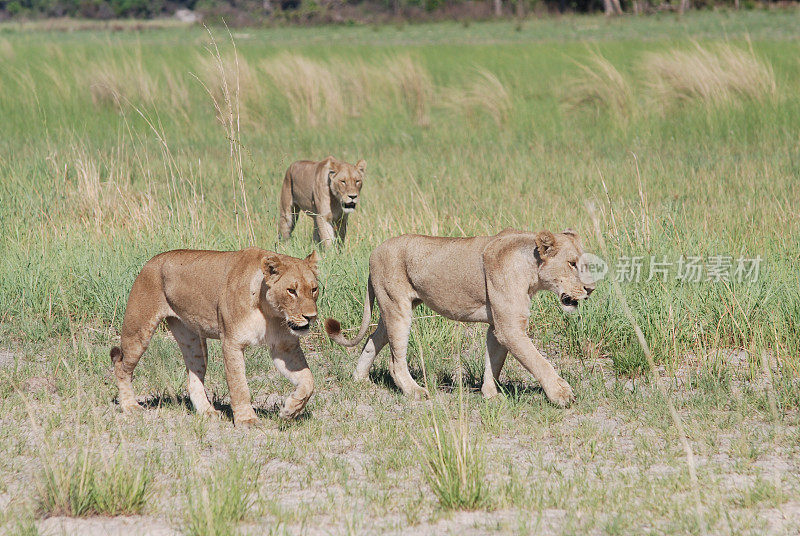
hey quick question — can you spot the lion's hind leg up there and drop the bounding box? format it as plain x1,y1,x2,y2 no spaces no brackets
167,318,218,417
111,270,169,413
354,318,388,382
380,298,428,399
481,326,508,399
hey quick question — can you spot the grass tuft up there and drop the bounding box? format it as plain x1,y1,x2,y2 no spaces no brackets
261,53,346,127
85,53,158,108
443,68,512,127
416,406,489,511
384,54,433,126
182,456,260,536
642,42,776,106
564,51,632,121
415,334,490,511
36,449,151,517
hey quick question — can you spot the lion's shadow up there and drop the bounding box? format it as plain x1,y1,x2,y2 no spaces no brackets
368,367,546,400
117,393,312,423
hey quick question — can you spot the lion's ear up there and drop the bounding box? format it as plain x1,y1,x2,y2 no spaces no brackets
327,163,338,180
304,250,320,277
562,228,582,247
356,159,366,174
534,230,557,258
261,253,284,282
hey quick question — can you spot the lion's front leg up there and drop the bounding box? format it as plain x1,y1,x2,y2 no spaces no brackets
494,320,575,407
221,340,258,426
314,215,336,248
481,326,508,399
270,338,314,420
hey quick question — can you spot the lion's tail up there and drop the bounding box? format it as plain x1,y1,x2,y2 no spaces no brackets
324,275,375,348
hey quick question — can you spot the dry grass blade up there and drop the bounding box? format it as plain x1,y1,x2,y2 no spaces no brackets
586,199,704,525
194,27,255,247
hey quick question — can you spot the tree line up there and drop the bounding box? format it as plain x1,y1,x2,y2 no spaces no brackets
0,0,769,23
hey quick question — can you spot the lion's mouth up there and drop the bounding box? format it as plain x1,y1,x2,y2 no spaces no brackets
342,201,357,210
286,320,311,333
560,294,580,308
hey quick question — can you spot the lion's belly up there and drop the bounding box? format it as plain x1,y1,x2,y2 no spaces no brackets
424,298,490,323
169,310,221,339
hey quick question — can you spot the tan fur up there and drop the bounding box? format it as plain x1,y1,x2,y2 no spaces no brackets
110,248,320,426
278,156,366,247
324,229,595,407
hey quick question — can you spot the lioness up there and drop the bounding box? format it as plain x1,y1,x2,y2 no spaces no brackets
325,229,595,407
110,248,320,426
278,156,366,247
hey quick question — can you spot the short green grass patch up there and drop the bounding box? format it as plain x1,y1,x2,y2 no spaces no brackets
36,449,151,517
182,455,260,536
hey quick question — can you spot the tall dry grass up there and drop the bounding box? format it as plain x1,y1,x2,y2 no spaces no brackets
642,42,776,106
564,51,633,120
195,31,256,247
70,152,161,233
260,52,435,127
261,53,346,127
195,50,266,124
384,54,433,126
443,68,512,127
86,53,159,108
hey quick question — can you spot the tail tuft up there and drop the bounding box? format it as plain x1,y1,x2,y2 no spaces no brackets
110,347,123,364
324,318,341,337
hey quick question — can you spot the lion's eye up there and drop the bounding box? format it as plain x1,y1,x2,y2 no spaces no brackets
287,288,298,297
356,181,361,186
569,261,577,269
312,287,318,294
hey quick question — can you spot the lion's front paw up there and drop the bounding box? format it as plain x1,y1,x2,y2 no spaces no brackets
200,407,223,420
408,386,429,401
120,402,143,414
234,416,259,428
278,398,306,420
544,376,575,408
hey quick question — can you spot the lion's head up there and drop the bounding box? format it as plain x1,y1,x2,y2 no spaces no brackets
328,158,366,213
261,251,320,336
534,230,596,313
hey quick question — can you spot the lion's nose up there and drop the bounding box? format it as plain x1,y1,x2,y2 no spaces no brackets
584,286,594,296
303,314,317,323
348,194,357,201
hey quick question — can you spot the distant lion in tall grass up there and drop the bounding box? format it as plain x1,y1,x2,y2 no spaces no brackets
325,229,595,406
278,156,366,248
110,248,320,427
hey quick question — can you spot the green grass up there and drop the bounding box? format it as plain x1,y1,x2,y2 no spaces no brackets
36,449,151,517
182,455,260,536
0,10,799,535
1,13,798,377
